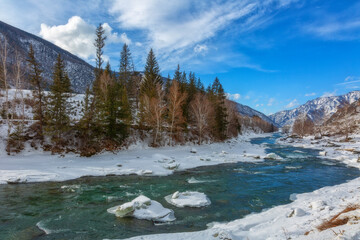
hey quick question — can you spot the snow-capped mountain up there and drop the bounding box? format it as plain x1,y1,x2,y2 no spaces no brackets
0,21,94,93
236,102,276,125
269,91,360,127
321,99,360,135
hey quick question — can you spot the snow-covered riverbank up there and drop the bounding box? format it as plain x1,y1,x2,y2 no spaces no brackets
113,134,360,240
0,133,269,184
277,134,360,169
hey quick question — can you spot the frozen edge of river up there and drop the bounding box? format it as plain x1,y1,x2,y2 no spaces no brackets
114,134,360,240
0,133,270,184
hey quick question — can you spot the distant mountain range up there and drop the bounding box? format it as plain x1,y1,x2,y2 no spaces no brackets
0,21,94,93
269,91,360,127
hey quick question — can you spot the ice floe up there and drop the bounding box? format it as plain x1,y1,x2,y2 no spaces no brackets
107,195,175,222
165,191,211,208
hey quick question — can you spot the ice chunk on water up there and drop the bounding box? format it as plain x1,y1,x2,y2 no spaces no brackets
319,151,327,156
264,153,283,160
165,191,211,208
107,195,175,222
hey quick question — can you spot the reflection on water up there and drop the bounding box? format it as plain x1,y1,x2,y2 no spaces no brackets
0,134,359,239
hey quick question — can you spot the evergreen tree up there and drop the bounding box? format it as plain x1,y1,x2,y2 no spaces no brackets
196,77,205,92
210,77,228,141
140,49,162,98
173,64,181,82
91,24,107,135
119,43,134,87
94,24,107,83
180,71,187,92
27,44,45,138
139,49,165,145
45,54,73,146
183,71,197,122
101,63,131,142
165,74,171,95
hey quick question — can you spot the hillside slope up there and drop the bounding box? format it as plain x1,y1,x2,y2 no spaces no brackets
0,21,94,93
236,102,276,126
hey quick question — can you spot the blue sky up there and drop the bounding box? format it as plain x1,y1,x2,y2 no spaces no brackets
1,0,360,115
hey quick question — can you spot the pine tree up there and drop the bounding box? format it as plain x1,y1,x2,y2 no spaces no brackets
210,77,228,141
140,49,162,98
27,44,45,138
196,78,205,92
94,24,107,84
118,44,135,122
91,24,107,136
119,43,134,87
45,54,73,146
183,71,197,122
101,63,131,142
173,64,181,82
139,49,166,145
180,71,187,92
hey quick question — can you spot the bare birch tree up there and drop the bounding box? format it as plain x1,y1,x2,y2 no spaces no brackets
141,83,166,146
0,37,9,134
167,80,187,144
225,100,240,137
13,50,25,131
190,93,213,144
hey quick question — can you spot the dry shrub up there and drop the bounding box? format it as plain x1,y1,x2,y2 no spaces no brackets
317,205,359,232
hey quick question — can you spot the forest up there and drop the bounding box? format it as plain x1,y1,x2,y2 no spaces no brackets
0,24,276,156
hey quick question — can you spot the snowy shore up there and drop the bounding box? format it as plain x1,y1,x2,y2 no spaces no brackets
0,133,269,184
113,134,360,240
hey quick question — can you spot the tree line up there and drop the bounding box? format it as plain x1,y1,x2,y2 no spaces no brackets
1,25,275,156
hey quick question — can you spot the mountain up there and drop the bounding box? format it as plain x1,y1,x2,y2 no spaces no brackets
236,102,277,125
0,21,94,93
321,99,360,135
269,91,360,127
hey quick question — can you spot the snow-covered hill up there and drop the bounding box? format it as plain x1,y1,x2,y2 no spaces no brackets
0,21,94,93
269,91,360,127
236,102,277,126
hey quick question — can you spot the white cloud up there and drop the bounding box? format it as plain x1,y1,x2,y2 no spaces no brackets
307,20,360,40
321,91,337,97
267,98,275,106
285,99,299,109
39,16,130,59
336,76,360,90
102,23,131,45
304,3,360,40
194,44,208,54
305,92,316,97
226,93,241,101
109,0,298,54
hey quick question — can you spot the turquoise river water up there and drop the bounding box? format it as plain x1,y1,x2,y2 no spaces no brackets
0,134,359,239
